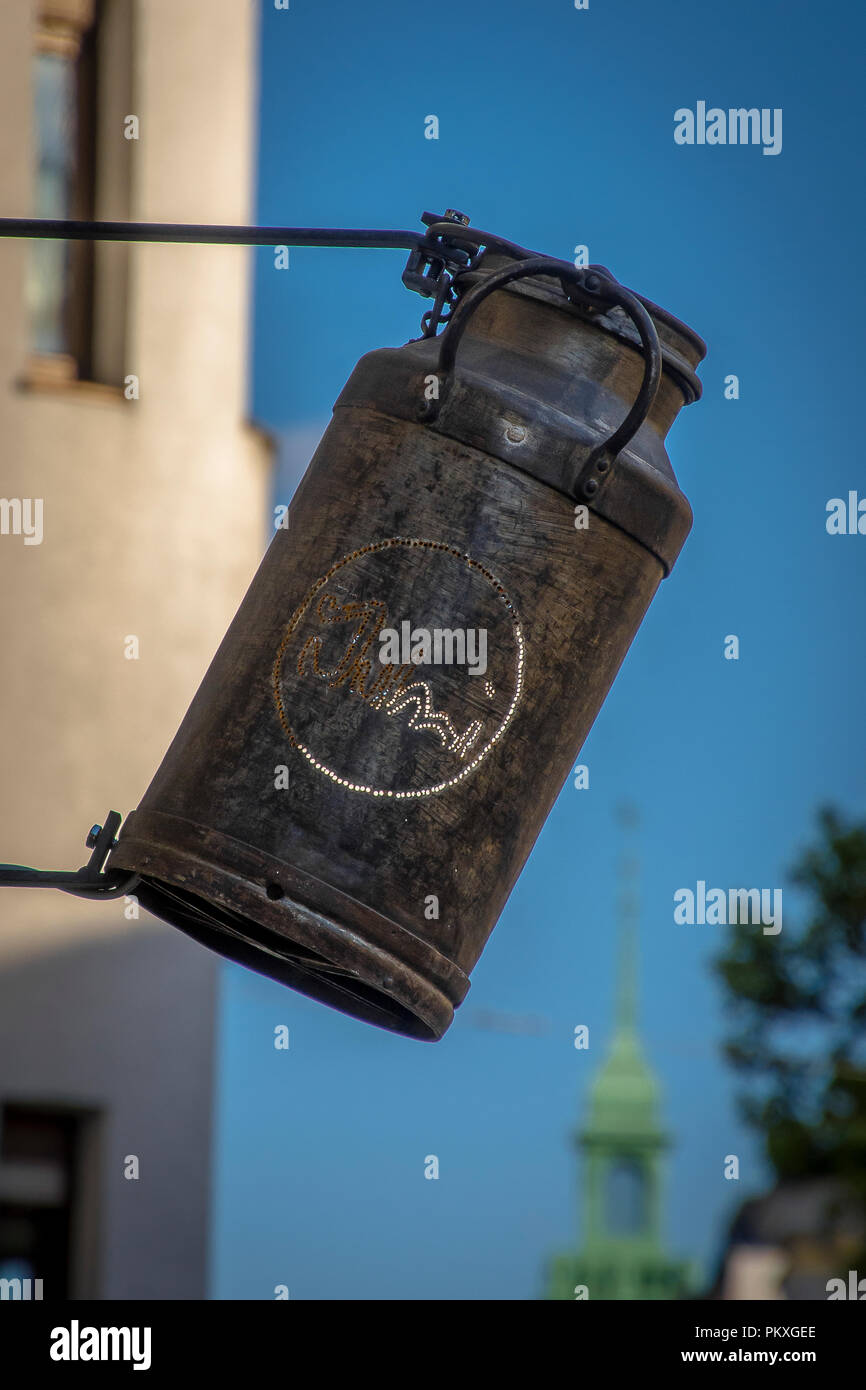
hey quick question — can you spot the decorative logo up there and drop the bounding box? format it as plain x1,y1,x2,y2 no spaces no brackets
272,537,524,799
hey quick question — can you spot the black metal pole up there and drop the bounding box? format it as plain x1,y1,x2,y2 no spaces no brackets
0,216,545,267
0,217,428,250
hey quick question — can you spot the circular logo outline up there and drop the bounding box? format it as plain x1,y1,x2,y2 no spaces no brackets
272,536,525,799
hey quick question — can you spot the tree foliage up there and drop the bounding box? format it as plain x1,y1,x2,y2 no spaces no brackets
714,808,866,1194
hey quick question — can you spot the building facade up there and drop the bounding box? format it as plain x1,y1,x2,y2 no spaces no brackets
0,0,270,1298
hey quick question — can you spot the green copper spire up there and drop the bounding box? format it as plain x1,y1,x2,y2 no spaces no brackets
616,850,638,1034
545,804,693,1300
614,800,640,1035
586,824,664,1144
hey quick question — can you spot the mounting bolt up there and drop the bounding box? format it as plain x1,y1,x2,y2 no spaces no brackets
584,478,599,497
86,824,102,849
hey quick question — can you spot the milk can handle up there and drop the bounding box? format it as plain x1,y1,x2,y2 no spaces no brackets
419,255,663,494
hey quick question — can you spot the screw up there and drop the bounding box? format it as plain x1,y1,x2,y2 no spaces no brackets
86,824,102,849
505,424,526,444
584,479,599,497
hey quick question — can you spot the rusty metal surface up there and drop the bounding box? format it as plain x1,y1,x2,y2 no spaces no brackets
109,256,704,1040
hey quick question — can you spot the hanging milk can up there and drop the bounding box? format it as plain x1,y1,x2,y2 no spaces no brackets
105,234,705,1040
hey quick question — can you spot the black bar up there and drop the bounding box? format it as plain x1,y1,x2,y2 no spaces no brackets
1,1297,860,1375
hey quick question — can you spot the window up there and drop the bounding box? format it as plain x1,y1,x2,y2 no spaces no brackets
0,1102,101,1299
25,0,132,389
605,1156,647,1237
27,1,98,379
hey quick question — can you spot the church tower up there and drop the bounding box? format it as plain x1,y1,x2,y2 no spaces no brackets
547,806,692,1299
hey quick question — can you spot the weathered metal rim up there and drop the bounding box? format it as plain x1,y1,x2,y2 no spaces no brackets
110,810,469,1041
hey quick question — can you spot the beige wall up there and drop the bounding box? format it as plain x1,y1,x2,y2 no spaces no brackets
0,0,272,961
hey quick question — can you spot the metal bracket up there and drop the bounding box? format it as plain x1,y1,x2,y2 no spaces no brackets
0,811,139,900
401,209,472,294
401,210,481,337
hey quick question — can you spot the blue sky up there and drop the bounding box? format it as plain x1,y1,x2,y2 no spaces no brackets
210,0,866,1298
